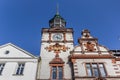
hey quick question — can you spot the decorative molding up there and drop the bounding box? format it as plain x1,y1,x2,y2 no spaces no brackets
112,59,116,63
49,55,64,65
74,76,120,78
42,28,73,33
115,58,120,61
71,59,76,63
84,42,96,51
45,43,69,53
115,72,120,74
41,40,73,43
49,32,52,42
70,54,114,59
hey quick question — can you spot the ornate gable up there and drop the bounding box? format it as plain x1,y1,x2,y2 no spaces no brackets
0,43,37,58
72,29,110,55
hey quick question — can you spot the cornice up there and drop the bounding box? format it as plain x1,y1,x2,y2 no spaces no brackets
115,58,120,61
0,57,38,59
42,28,73,33
41,40,74,43
70,54,114,59
74,76,120,78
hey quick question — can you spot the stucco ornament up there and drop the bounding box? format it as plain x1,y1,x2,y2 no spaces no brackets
45,43,69,54
84,41,96,51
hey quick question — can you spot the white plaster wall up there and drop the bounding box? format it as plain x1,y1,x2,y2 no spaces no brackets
39,31,74,79
0,59,38,80
99,46,108,51
66,33,73,41
39,42,74,79
0,45,31,58
39,59,51,79
74,46,82,52
99,46,110,54
40,44,73,78
39,58,73,79
42,33,49,41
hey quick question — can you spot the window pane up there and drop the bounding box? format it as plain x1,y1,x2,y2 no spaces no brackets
86,64,92,76
92,64,97,68
86,64,90,68
92,64,99,77
20,68,24,74
99,64,106,77
16,67,20,74
0,64,5,75
58,66,63,80
87,68,92,76
93,68,99,77
52,67,57,79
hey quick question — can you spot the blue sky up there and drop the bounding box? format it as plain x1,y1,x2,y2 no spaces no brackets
0,0,120,55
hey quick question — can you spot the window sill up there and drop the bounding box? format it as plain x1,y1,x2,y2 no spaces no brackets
12,74,24,76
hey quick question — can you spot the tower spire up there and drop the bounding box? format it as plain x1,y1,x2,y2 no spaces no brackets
49,4,66,28
56,4,59,15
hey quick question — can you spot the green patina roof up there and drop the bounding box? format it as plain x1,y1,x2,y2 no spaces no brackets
49,14,66,22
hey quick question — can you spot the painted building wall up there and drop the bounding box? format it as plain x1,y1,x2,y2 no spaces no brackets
0,43,38,80
70,29,120,80
39,31,74,80
0,59,38,80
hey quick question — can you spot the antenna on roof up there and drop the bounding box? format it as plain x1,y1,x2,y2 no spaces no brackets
56,3,59,15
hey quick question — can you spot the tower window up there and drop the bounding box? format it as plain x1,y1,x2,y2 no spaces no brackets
86,63,107,77
0,63,5,75
51,66,63,80
16,63,25,75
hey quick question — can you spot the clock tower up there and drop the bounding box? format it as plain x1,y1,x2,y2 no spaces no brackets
38,12,74,80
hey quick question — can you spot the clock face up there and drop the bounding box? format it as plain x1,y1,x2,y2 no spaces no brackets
53,34,62,41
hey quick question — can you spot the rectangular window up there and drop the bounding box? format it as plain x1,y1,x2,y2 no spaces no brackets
58,66,63,80
92,64,99,77
16,63,25,75
99,64,106,77
52,66,63,80
0,63,5,75
86,63,92,76
86,63,106,77
52,67,57,79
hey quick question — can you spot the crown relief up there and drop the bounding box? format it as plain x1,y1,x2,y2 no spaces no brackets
84,41,96,51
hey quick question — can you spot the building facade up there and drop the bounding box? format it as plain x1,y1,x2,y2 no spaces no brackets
70,29,120,80
0,12,120,80
0,43,38,80
37,12,74,80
